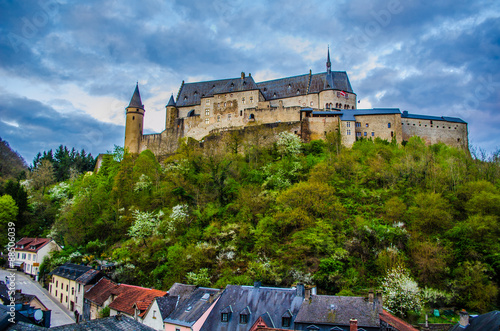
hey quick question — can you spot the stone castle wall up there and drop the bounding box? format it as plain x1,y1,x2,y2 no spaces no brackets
354,114,403,145
402,117,468,149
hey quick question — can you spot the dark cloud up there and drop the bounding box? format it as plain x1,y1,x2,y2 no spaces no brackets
0,94,123,164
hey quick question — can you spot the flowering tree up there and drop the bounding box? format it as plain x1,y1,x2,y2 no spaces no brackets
381,266,423,317
276,132,302,158
128,210,163,246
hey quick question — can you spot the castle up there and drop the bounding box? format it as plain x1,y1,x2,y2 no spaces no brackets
124,49,468,156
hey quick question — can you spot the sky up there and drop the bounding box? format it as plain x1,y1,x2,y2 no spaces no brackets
0,0,499,164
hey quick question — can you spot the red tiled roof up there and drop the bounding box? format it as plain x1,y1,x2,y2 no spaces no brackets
108,284,167,316
380,309,419,331
85,278,121,306
15,238,52,252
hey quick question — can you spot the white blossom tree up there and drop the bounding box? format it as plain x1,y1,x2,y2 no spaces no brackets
276,132,302,158
381,266,423,317
128,210,164,247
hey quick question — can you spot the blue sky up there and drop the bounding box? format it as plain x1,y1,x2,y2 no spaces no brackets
0,0,499,164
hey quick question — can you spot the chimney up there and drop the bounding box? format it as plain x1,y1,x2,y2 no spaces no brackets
249,73,252,77
241,72,245,79
305,286,311,300
296,283,305,298
368,289,374,303
459,309,469,327
376,290,383,309
350,318,358,331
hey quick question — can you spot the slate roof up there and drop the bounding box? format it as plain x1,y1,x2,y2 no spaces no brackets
294,295,382,328
380,309,418,331
401,111,467,124
155,296,179,320
163,287,220,327
301,108,401,121
76,268,102,285
50,263,95,282
167,94,176,107
168,283,197,304
50,315,156,330
108,284,167,317
0,282,9,304
449,311,500,331
199,284,304,331
128,83,144,109
84,277,121,306
176,76,259,107
15,238,52,253
257,74,311,100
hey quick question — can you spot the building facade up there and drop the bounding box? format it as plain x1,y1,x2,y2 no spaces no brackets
124,49,468,156
14,238,62,280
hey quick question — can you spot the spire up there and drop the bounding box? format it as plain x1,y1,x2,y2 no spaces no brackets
128,83,144,109
326,45,331,74
167,94,176,107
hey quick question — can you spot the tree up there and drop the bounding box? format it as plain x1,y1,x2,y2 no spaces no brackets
128,210,163,247
276,132,301,158
381,266,423,317
0,195,18,247
30,159,55,195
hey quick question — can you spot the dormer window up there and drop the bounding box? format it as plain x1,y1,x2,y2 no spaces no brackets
194,91,198,96
184,96,187,101
221,306,232,322
282,316,291,327
240,314,248,324
273,93,277,98
221,313,229,322
296,89,300,95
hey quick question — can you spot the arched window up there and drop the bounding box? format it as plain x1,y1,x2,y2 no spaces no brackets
326,103,330,109
249,114,255,120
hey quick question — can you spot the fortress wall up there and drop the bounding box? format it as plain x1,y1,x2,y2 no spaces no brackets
244,105,302,124
139,125,184,155
301,115,341,142
402,118,468,149
269,94,320,108
354,114,403,144
341,120,356,147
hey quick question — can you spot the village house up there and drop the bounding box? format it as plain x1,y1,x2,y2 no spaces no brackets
14,238,61,280
83,277,121,320
108,284,167,322
141,296,179,331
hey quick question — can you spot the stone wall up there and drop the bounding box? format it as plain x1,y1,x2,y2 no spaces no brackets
354,114,403,144
402,118,468,149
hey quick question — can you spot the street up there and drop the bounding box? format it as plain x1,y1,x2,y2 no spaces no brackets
0,269,75,327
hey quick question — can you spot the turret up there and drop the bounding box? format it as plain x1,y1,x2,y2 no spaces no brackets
165,94,178,129
124,83,145,154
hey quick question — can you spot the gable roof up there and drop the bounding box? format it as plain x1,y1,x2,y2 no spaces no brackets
50,263,96,282
449,311,500,331
108,284,167,317
176,76,259,107
380,309,419,331
155,296,179,320
200,284,304,331
168,283,197,304
51,315,156,330
294,295,382,328
163,287,220,327
15,238,54,253
85,277,121,306
76,268,102,285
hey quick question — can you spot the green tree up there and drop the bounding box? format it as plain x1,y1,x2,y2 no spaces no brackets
0,195,18,247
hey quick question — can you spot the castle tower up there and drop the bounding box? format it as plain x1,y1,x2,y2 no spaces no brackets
326,46,331,74
165,94,178,129
124,83,145,154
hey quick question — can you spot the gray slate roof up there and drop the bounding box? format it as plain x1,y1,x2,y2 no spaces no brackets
168,283,197,304
294,295,382,328
199,284,304,331
164,287,220,327
128,83,144,109
449,311,500,331
155,296,179,320
50,263,95,282
167,94,176,107
401,111,467,124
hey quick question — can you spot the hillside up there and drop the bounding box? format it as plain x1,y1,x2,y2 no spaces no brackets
24,135,500,314
0,137,27,183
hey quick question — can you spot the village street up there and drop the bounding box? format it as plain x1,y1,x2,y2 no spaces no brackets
0,269,75,327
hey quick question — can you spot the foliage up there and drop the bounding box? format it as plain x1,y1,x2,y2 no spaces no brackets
381,266,423,317
186,268,211,287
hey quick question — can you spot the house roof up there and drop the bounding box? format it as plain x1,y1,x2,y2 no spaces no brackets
85,277,121,306
155,296,179,320
50,314,156,330
380,309,419,331
168,283,197,304
50,263,96,282
199,284,304,331
108,284,167,317
449,311,500,331
163,287,220,327
401,111,467,124
167,94,176,107
294,295,382,328
15,238,54,253
76,268,102,285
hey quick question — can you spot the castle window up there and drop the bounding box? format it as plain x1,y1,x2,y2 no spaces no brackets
205,109,210,116
356,132,361,137
371,132,374,136
364,132,367,137
347,129,351,135
365,123,369,128
194,91,198,96
217,115,220,122
239,314,248,324
288,84,291,89
133,116,135,120
326,103,330,109
388,123,391,128
297,89,300,95
184,96,187,100
205,118,209,124
356,122,361,127
240,110,242,116
224,102,226,107
391,131,394,137
250,96,253,103
310,101,313,106
249,114,255,120
228,114,231,120
273,93,277,98
206,99,210,105
242,97,245,104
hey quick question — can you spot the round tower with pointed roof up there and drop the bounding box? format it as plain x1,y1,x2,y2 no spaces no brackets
124,83,145,154
165,94,178,129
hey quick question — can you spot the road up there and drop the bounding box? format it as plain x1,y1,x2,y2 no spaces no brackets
0,269,75,327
